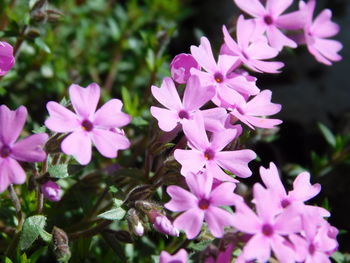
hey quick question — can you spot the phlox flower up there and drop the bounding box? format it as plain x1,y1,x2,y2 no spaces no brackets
223,15,284,73
174,113,256,182
290,212,338,263
190,37,259,107
232,184,301,263
165,171,240,239
0,105,48,192
45,83,131,165
41,180,62,202
160,249,188,263
234,0,305,50
0,41,15,76
298,0,342,65
170,53,201,84
228,89,282,129
151,76,222,132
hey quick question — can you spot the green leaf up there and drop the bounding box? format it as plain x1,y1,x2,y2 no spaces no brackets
112,198,123,207
39,229,52,242
4,257,14,263
332,251,345,263
318,122,336,147
29,246,48,263
48,164,69,178
35,38,51,54
188,240,212,251
19,215,47,250
97,207,126,220
131,116,148,126
146,48,155,71
32,125,46,134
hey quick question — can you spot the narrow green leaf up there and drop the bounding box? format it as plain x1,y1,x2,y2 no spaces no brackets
29,246,48,263
318,122,336,147
19,215,47,250
97,207,126,220
48,164,69,178
35,38,51,54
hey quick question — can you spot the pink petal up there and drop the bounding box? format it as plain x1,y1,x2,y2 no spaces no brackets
271,235,297,263
312,38,342,63
190,68,215,86
174,149,206,175
244,115,282,129
206,161,238,183
190,37,217,73
237,15,257,49
266,0,293,16
150,107,179,132
0,158,26,191
205,206,234,238
222,25,241,56
160,249,188,263
210,128,238,152
230,109,255,129
91,129,130,158
216,84,246,107
225,74,260,96
185,171,213,199
69,83,100,119
61,131,92,165
183,75,215,112
0,159,10,192
151,77,182,111
232,201,261,233
11,133,48,162
215,150,256,178
210,182,240,206
249,59,284,73
165,185,197,212
253,184,280,223
202,108,228,132
259,162,286,197
93,99,131,128
289,172,321,202
0,105,27,145
245,90,281,116
266,25,297,50
182,112,210,150
274,206,302,234
45,102,80,132
243,234,271,262
174,208,204,239
217,54,240,75
234,0,266,17
246,39,279,60
311,9,339,38
276,10,307,30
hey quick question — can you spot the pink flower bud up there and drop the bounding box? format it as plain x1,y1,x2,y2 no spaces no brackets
0,41,15,76
148,211,179,237
170,53,200,84
134,222,144,237
41,181,62,202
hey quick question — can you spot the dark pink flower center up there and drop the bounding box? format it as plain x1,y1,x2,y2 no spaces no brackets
214,72,224,83
308,243,316,255
178,110,190,120
281,199,290,208
81,119,93,132
262,224,274,236
204,149,215,160
264,15,274,25
0,145,11,158
198,198,210,210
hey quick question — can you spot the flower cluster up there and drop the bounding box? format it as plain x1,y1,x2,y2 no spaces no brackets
150,0,342,261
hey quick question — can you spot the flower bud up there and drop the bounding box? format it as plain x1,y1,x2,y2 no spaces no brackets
127,208,145,237
170,53,200,84
149,211,179,237
52,226,71,263
41,180,62,202
0,41,15,76
134,222,144,237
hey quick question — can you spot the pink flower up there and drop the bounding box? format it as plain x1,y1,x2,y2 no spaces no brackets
174,113,256,182
299,0,342,65
0,105,48,192
151,76,216,132
170,53,201,84
148,211,179,236
234,0,305,50
160,249,188,263
165,172,240,239
232,184,301,263
45,83,131,165
190,37,259,107
41,180,62,202
0,41,15,76
229,90,282,129
223,15,284,73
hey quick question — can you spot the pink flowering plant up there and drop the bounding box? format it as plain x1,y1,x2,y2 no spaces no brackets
0,0,348,262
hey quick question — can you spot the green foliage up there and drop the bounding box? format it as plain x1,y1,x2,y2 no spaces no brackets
19,215,47,250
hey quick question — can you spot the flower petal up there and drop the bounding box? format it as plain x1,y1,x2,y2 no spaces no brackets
190,37,217,73
232,201,261,234
0,158,26,189
45,101,80,132
266,25,297,50
243,234,271,262
289,172,321,202
151,77,182,111
61,131,92,165
245,90,281,116
165,185,197,212
69,83,100,119
11,133,48,162
234,0,266,17
205,206,234,238
174,149,206,176
210,128,238,152
311,9,339,38
150,107,179,132
182,112,210,150
210,182,240,206
185,171,213,199
94,99,131,128
0,105,27,145
266,0,293,17
174,208,204,239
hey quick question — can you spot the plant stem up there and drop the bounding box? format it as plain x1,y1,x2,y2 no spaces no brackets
68,220,112,240
8,185,23,230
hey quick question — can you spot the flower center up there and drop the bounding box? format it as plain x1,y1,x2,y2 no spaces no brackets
281,199,290,208
204,149,215,160
264,15,274,25
0,145,11,158
308,243,316,255
214,72,224,83
262,224,274,237
81,119,93,132
178,110,189,120
198,199,210,210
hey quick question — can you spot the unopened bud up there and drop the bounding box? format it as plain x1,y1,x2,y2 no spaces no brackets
52,226,71,263
151,213,179,237
25,28,41,38
127,209,145,237
134,222,144,237
170,53,200,84
41,180,62,202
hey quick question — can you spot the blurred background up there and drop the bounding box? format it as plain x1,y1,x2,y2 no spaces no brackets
0,0,349,261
